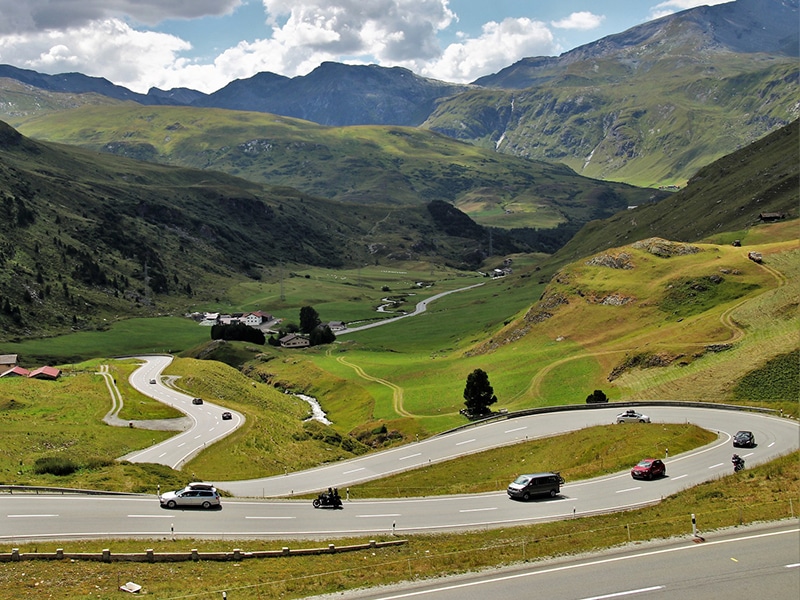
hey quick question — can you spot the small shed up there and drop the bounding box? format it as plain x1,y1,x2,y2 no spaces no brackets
0,354,18,369
28,366,62,380
0,366,30,378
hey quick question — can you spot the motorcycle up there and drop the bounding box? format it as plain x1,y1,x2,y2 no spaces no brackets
732,454,745,472
313,488,343,509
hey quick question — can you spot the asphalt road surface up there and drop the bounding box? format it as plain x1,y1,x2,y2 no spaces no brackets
117,355,244,469
1,400,796,542
308,522,799,600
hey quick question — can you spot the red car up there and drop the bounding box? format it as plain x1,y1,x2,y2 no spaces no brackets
631,458,666,480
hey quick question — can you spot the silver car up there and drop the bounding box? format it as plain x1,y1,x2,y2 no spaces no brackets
615,409,651,423
160,484,221,509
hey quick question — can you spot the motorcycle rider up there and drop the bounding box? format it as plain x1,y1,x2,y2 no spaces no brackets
732,453,745,471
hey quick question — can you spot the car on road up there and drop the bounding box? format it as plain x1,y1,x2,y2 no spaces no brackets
507,472,564,501
192,397,203,405
149,379,156,384
221,411,232,420
615,409,651,423
631,458,666,480
160,483,220,509
733,430,756,448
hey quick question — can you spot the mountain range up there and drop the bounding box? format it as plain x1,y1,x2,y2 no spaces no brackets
0,0,797,188
0,0,797,341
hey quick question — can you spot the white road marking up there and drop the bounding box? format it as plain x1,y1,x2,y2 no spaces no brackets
177,443,186,448
709,462,724,469
616,487,641,493
399,453,421,461
786,563,799,568
504,426,527,433
357,514,401,518
343,468,366,475
128,515,172,518
158,452,168,458
7,514,58,518
769,442,775,447
459,507,497,513
581,586,664,599
245,516,296,520
456,439,476,446
671,474,688,480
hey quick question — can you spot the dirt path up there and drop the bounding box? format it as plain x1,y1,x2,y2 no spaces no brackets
336,355,416,418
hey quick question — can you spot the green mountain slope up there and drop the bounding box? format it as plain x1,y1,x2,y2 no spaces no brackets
425,57,798,188
11,104,664,230
0,121,524,340
549,119,799,267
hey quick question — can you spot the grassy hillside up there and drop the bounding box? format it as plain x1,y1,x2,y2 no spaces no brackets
426,53,798,188
550,119,799,267
10,103,663,229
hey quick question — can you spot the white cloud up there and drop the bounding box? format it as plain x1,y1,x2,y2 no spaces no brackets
0,0,557,93
551,12,605,31
0,0,242,34
420,18,556,83
0,19,192,91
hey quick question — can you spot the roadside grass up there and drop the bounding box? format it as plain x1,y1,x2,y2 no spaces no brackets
0,369,175,491
1,452,796,600
343,423,715,499
109,360,184,421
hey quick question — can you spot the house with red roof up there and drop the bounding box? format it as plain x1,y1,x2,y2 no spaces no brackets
27,366,61,380
0,366,30,378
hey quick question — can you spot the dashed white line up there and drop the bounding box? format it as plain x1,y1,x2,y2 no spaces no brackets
245,516,296,520
128,515,172,519
399,453,421,461
671,474,688,480
357,514,401,518
456,439,476,446
8,514,58,518
581,586,664,599
343,468,366,475
504,426,527,434
459,507,497,513
616,487,641,493
709,462,725,469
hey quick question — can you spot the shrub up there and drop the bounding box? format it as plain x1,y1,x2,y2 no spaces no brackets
586,389,608,404
34,456,79,476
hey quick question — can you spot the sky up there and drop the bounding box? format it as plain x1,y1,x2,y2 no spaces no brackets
0,0,736,94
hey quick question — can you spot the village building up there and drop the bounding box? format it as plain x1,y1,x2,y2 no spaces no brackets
0,354,18,369
0,366,30,378
279,333,310,348
28,366,61,380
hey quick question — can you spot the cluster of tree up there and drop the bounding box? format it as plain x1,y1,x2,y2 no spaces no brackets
211,323,266,345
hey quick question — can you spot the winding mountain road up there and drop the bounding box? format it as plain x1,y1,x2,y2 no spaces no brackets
1,398,796,542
